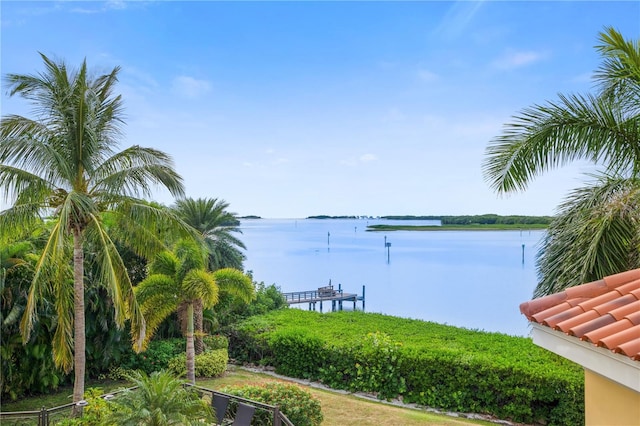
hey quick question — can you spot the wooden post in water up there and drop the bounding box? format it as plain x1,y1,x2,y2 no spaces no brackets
522,244,525,264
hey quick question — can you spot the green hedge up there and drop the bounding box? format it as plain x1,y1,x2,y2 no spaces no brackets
229,310,584,425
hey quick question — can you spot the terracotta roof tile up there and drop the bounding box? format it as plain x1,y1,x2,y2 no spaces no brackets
593,295,637,316
555,310,600,332
569,315,616,337
609,299,640,321
520,269,640,362
604,270,640,288
583,318,635,344
598,325,640,350
613,338,640,359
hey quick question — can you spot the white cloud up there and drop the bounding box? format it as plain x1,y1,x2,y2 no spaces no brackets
492,50,546,70
360,153,377,163
171,76,212,99
417,69,439,82
383,107,405,122
70,1,127,14
435,0,485,40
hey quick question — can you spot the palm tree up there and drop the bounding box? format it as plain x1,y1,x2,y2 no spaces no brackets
134,239,253,383
105,370,214,425
482,27,640,296
172,197,247,353
0,54,189,404
173,197,246,271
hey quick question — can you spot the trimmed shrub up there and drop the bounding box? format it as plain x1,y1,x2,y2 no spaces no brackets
221,382,323,426
231,309,584,425
167,349,228,378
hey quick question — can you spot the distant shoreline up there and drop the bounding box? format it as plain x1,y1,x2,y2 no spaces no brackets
367,224,548,231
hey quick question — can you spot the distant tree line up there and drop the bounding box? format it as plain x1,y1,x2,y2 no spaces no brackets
307,215,359,219
381,215,554,225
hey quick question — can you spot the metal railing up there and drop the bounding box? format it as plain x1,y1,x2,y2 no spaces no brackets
188,384,294,426
1,384,294,426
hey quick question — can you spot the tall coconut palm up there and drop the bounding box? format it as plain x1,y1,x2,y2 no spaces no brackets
135,239,252,384
172,197,247,353
482,27,640,295
0,54,189,404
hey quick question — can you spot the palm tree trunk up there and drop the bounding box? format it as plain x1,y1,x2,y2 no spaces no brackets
194,298,204,355
72,229,86,413
186,302,196,384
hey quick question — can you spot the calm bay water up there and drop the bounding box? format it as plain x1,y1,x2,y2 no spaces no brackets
240,218,543,337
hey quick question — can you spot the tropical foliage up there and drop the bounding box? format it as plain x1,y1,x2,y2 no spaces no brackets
104,370,214,425
482,27,640,295
172,197,247,354
173,197,246,271
135,239,252,383
0,54,188,403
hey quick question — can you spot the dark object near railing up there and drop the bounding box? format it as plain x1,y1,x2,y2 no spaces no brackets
190,384,294,426
233,402,256,425
317,284,336,297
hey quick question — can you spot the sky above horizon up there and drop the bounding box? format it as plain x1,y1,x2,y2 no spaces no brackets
2,1,639,218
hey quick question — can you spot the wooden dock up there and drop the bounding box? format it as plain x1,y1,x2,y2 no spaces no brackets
282,283,365,312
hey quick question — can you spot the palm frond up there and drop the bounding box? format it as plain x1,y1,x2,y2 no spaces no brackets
594,27,640,103
535,175,640,297
92,146,185,199
51,275,74,372
134,274,180,348
182,269,218,308
149,251,179,277
483,92,639,193
84,214,146,350
106,200,199,260
213,268,254,304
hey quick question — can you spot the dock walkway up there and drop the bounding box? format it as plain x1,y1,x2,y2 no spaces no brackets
282,283,365,312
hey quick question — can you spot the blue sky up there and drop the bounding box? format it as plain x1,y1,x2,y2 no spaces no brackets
1,1,639,218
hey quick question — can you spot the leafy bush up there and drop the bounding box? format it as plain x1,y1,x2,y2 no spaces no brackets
54,388,114,425
214,281,287,330
118,338,185,374
221,382,323,426
203,334,229,351
167,349,228,378
232,309,584,425
227,315,275,364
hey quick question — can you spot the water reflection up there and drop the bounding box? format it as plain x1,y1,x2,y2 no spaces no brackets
240,218,542,337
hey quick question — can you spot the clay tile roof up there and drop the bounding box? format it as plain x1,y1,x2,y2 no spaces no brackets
520,269,640,361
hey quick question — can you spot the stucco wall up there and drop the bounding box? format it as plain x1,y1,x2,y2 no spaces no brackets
585,369,640,426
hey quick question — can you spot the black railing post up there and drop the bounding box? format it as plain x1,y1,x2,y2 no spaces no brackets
38,406,48,426
274,405,281,426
